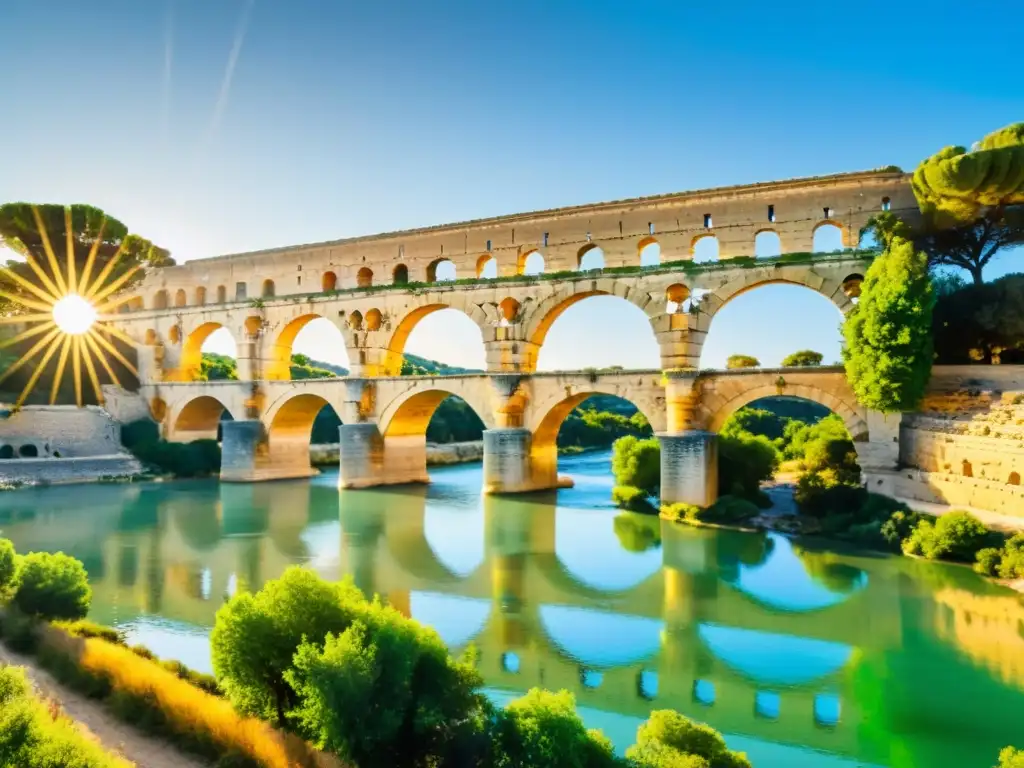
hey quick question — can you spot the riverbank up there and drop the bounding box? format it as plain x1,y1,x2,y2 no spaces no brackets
0,642,207,768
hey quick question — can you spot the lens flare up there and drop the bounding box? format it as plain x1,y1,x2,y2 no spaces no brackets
0,204,144,407
52,294,97,335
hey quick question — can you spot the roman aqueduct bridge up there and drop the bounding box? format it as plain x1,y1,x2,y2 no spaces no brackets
110,169,913,505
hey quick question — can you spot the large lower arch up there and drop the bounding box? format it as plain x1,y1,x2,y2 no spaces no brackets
167,323,231,381
169,394,238,442
699,378,867,442
265,393,340,478
379,386,494,439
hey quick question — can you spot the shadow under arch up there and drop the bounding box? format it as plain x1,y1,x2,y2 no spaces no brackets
172,394,237,441
266,393,339,478
167,322,233,381
530,390,660,458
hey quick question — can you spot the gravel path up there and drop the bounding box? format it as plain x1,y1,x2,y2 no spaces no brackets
0,642,209,768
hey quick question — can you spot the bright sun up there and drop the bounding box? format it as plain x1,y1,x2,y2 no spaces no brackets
52,294,98,335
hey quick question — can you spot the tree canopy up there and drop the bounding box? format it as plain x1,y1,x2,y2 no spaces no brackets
725,354,760,370
0,202,173,313
842,236,934,412
781,350,823,367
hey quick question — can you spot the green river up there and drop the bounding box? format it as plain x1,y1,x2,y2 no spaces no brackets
1,450,1022,767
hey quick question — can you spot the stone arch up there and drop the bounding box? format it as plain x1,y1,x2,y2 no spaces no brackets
499,297,521,324
379,385,494,438
701,381,867,442
322,271,338,292
262,279,276,298
812,220,848,252
383,302,488,376
267,313,348,380
529,389,662,458
348,310,363,331
393,264,409,285
577,243,603,270
701,268,854,322
144,329,159,345
357,267,374,288
171,394,239,441
638,236,660,267
216,285,227,303
518,248,545,275
842,273,864,299
365,308,383,331
691,233,719,263
754,229,782,258
520,282,657,371
265,393,339,477
153,289,169,309
174,289,187,307
476,254,497,278
195,286,207,305
665,283,690,313
168,322,232,381
427,258,456,283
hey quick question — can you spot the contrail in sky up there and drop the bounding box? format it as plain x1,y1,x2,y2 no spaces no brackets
160,0,174,147
207,0,256,141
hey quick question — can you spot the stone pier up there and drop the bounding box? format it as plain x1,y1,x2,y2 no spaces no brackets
221,419,318,482
337,423,430,489
659,431,719,508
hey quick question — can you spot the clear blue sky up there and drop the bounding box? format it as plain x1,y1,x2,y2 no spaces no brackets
2,1,1021,370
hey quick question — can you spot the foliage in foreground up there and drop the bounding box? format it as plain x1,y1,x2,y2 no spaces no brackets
0,617,333,768
842,236,934,412
626,709,751,768
10,550,91,622
973,533,1024,580
998,746,1024,768
0,664,131,768
210,566,747,768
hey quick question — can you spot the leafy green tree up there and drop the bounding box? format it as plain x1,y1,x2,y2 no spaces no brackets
781,350,823,367
613,513,662,552
490,689,621,768
12,552,91,621
0,538,18,599
0,202,173,313
625,709,751,768
200,353,239,381
842,236,935,412
612,436,661,496
718,431,779,500
210,566,365,725
285,603,486,768
933,274,1024,364
902,511,989,562
725,354,759,369
998,746,1024,768
721,407,787,443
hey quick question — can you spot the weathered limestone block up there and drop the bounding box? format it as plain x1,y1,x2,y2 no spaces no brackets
337,423,429,488
482,427,567,494
221,419,318,482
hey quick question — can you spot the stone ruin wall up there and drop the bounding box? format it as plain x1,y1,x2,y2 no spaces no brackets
874,366,1024,518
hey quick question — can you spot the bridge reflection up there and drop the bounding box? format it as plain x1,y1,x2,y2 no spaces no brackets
1,476,1023,766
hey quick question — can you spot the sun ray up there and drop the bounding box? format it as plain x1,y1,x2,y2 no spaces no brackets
31,206,68,296
0,268,56,309
0,321,57,351
0,313,57,325
83,332,122,390
84,240,128,301
88,328,139,377
90,264,140,306
71,336,83,407
79,336,105,405
92,322,137,349
65,207,77,294
49,335,73,405
16,335,63,409
77,217,107,296
94,291,141,316
0,326,61,387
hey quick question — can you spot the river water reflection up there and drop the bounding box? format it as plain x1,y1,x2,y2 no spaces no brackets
2,450,1024,767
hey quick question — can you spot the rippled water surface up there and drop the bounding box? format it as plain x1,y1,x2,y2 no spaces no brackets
2,450,1024,767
